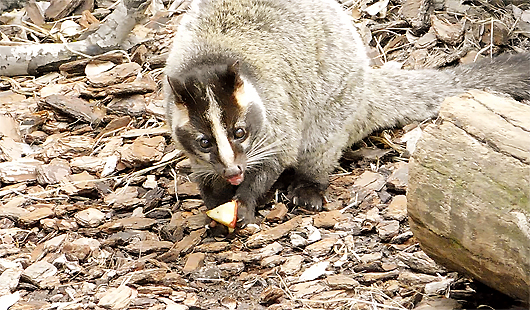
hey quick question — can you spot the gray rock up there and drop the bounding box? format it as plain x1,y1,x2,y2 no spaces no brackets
304,237,338,257
0,267,22,295
280,255,304,276
21,261,58,287
98,285,137,310
377,220,400,241
326,274,360,290
74,208,106,227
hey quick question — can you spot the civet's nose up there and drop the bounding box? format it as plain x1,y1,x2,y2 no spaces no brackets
223,165,244,185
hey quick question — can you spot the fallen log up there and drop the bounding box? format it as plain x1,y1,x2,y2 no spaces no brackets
407,90,530,303
0,0,149,76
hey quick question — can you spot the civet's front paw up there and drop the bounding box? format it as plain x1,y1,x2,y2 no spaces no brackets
289,184,324,211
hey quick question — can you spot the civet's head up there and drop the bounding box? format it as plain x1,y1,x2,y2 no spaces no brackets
166,59,265,186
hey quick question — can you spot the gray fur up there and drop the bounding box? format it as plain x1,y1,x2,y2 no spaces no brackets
164,0,530,221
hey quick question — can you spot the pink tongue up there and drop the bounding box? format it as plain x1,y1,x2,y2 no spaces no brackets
227,174,244,185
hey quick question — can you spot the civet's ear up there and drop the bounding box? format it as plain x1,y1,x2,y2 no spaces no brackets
227,60,243,89
166,75,186,103
228,60,240,74
166,75,191,128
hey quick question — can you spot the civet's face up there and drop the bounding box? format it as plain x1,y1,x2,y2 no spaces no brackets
166,60,265,185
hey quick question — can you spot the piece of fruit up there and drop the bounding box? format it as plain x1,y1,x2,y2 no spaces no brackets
206,200,238,229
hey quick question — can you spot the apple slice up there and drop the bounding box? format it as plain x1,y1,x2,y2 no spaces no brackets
206,200,238,229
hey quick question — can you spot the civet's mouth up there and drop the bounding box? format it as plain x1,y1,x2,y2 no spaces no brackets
227,173,244,186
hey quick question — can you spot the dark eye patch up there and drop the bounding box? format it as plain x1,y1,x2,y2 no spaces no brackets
175,127,201,157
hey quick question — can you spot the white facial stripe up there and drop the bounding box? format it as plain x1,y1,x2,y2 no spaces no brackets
205,87,235,167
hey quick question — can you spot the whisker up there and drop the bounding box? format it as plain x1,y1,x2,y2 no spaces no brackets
246,135,269,156
248,133,285,155
190,162,220,183
245,133,286,169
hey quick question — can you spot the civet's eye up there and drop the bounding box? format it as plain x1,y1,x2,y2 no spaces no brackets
234,127,246,139
198,137,211,149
